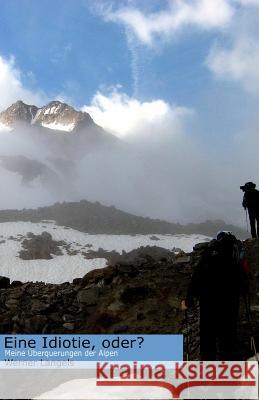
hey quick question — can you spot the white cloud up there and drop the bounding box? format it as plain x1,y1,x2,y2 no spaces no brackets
207,37,259,93
80,87,256,226
95,1,259,96
82,89,192,138
0,55,46,111
104,0,235,46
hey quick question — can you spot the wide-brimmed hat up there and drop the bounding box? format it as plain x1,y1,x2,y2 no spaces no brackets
240,182,256,191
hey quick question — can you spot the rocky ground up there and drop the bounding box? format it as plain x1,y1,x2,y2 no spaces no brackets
0,239,258,361
0,249,188,335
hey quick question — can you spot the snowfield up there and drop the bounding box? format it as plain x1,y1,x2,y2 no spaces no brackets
0,221,211,284
34,377,169,399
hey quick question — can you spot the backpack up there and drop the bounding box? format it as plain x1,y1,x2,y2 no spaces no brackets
196,234,248,296
201,233,244,265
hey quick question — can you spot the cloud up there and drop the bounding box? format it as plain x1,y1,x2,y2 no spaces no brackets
0,82,255,227
97,0,259,96
0,55,46,111
82,88,192,138
206,36,259,94
80,88,247,225
103,0,235,46
125,29,141,97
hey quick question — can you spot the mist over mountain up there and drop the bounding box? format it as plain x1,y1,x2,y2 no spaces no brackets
0,100,120,204
0,99,116,156
0,99,246,229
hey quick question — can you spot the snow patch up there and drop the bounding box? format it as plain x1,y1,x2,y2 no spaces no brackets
29,106,34,122
43,108,51,115
41,122,75,132
0,221,211,284
31,109,41,124
43,105,61,116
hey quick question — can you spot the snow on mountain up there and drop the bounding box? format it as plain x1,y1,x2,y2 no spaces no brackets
41,122,76,132
34,101,93,132
0,100,117,188
0,122,11,132
0,100,94,133
0,221,211,284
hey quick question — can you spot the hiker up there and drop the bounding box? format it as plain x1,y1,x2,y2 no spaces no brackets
240,182,259,239
181,232,249,361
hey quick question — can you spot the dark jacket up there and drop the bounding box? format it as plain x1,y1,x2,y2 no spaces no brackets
242,189,259,212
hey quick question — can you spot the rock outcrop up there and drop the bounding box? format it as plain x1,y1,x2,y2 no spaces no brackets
0,100,38,127
19,232,65,260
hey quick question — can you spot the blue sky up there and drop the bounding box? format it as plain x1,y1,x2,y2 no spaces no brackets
0,1,249,101
0,0,259,143
0,0,259,142
0,0,132,103
0,0,215,106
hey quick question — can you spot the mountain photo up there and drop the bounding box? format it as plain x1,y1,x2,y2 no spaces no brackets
0,1,259,399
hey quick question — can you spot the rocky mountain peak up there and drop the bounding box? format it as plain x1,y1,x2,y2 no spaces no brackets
35,100,93,132
0,100,93,133
0,100,38,127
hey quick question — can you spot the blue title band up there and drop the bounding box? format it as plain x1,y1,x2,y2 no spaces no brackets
0,334,183,361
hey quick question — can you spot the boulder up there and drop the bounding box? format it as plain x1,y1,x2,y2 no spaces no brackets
19,231,65,260
11,280,23,287
63,322,75,330
77,287,100,305
0,276,10,289
193,242,210,251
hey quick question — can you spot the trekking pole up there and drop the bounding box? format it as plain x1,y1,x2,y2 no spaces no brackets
245,209,249,233
244,295,259,361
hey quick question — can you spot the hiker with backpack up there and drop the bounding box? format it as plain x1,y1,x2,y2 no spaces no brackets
181,231,249,361
240,181,259,239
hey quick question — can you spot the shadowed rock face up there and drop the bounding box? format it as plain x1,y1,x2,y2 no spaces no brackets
0,100,38,126
0,154,60,185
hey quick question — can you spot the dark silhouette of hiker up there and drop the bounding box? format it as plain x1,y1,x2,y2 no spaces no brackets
181,232,249,360
240,181,259,238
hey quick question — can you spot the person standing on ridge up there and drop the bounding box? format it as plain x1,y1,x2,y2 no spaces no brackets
181,231,249,361
240,182,259,239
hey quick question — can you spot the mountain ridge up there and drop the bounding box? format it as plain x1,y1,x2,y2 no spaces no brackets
0,100,95,133
0,199,247,238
